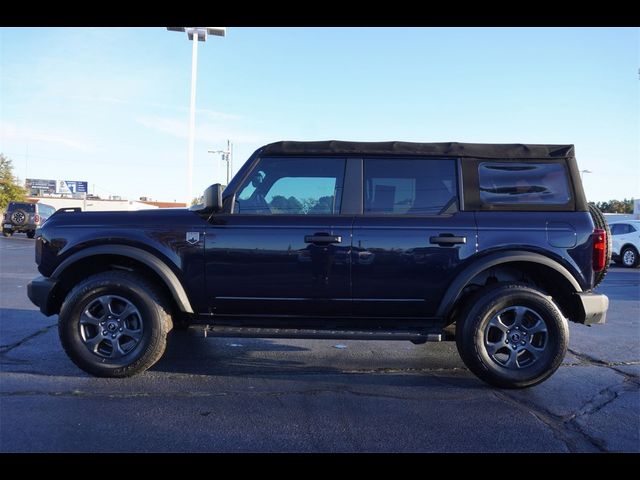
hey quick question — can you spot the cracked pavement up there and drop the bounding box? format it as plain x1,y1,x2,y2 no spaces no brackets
1,235,638,452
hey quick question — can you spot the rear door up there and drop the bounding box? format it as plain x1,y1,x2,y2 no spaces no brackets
351,157,477,319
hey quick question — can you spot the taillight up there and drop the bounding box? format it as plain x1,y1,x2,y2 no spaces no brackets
592,228,606,272
34,214,40,224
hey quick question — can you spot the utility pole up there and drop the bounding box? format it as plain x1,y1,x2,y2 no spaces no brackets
166,27,226,204
208,139,233,185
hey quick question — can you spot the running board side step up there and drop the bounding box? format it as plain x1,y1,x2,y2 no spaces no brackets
188,325,443,342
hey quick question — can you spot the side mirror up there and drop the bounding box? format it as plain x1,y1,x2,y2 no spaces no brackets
205,183,225,212
192,183,226,213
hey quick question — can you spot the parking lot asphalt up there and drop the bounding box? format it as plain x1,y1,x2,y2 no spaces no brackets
1,234,638,452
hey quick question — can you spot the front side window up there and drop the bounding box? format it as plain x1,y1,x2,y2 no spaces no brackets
479,162,571,205
234,157,345,215
363,158,457,215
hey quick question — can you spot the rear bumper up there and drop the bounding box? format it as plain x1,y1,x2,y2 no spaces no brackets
575,292,609,325
3,224,34,233
27,276,57,316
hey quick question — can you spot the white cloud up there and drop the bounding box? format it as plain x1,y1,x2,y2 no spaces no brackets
135,115,268,145
0,121,92,152
67,94,128,105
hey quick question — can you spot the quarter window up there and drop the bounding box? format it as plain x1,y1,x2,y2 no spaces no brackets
479,162,571,205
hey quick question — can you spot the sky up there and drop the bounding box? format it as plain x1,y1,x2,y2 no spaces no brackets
0,27,638,204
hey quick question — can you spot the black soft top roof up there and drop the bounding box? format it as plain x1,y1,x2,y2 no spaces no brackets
261,141,574,159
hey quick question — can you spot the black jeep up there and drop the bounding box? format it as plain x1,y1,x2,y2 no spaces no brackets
3,201,56,238
27,141,610,388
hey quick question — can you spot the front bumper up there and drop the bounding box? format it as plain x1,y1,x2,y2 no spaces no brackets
27,276,57,316
575,292,609,325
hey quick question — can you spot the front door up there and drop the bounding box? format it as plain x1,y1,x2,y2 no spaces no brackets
205,156,352,318
351,157,477,319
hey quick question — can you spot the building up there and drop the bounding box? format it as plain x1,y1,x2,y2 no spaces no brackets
26,196,186,212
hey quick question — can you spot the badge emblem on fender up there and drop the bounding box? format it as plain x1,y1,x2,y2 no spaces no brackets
186,232,200,245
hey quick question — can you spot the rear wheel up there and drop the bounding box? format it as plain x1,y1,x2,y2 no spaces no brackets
621,246,639,268
588,204,611,287
26,230,36,239
2,229,12,237
58,270,173,377
456,283,568,389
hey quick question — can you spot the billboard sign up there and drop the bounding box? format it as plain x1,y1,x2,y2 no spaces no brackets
57,180,88,194
25,178,57,195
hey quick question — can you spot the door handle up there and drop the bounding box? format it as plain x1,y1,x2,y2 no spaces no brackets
430,235,466,246
304,234,342,244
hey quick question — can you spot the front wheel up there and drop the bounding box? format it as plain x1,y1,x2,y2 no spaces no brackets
621,246,640,268
456,284,568,389
58,270,173,377
26,230,36,239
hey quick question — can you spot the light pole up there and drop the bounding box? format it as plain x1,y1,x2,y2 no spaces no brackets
208,139,233,185
580,169,592,181
167,27,226,205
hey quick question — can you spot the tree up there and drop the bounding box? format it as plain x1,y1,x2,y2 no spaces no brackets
590,199,634,214
0,153,26,211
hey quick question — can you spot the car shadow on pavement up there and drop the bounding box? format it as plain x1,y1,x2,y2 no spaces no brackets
151,330,482,390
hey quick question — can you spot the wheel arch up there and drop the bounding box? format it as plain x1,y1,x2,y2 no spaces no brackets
50,245,194,315
437,251,583,324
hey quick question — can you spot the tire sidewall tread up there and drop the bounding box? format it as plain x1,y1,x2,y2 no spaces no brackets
456,283,569,389
621,246,639,268
58,270,172,377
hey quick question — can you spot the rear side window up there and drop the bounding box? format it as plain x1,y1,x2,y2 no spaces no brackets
611,223,636,235
479,162,571,205
364,158,457,215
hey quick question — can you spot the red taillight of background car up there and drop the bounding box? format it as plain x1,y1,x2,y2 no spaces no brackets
34,214,41,224
592,228,606,272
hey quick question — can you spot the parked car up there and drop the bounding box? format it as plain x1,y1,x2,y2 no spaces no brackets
610,220,640,268
27,141,610,388
3,201,56,238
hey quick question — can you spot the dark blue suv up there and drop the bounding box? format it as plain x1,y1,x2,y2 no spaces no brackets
27,141,610,388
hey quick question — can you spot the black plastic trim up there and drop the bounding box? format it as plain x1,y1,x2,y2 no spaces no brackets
341,158,363,215
51,245,194,313
436,250,583,318
27,275,57,316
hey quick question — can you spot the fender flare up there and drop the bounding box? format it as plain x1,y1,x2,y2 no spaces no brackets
52,245,194,313
436,250,582,318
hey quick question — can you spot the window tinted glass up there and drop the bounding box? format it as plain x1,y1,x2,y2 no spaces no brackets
9,202,35,213
234,157,345,215
39,205,55,217
611,224,631,235
364,159,457,215
479,162,570,205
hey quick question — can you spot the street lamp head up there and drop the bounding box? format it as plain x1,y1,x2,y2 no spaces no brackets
167,27,226,42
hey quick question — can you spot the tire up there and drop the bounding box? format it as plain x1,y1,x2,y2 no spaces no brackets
2,229,12,237
588,204,611,287
621,246,640,268
26,230,36,239
58,270,173,377
10,209,28,225
456,283,569,389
